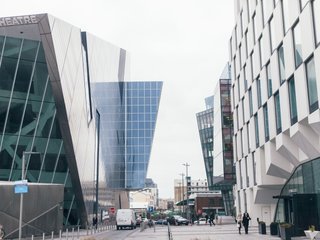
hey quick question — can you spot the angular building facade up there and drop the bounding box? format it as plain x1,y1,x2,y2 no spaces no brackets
92,81,162,190
0,13,162,236
196,96,214,187
231,0,320,230
212,65,235,216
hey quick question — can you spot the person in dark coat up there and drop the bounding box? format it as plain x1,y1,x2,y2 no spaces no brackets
209,213,215,226
242,211,251,234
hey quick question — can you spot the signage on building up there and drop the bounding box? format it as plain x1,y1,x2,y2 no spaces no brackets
148,206,154,213
14,180,28,194
0,15,38,27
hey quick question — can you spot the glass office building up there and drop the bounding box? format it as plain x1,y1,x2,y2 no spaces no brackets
0,13,162,234
92,81,162,190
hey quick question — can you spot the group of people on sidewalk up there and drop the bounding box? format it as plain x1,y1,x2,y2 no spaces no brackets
236,211,251,234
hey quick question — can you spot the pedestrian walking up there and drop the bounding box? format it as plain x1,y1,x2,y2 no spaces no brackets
205,214,209,224
242,211,251,234
209,213,215,226
236,212,242,234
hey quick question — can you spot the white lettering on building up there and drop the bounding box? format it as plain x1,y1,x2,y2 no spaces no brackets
0,15,38,27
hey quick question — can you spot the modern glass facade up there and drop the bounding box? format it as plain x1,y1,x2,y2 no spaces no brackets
0,13,162,233
91,81,162,190
212,64,235,216
275,157,320,235
0,36,80,226
196,103,214,187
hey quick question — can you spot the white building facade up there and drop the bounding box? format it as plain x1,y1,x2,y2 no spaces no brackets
230,0,320,225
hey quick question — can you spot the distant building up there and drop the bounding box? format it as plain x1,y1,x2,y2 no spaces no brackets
129,178,159,214
158,198,172,211
193,192,224,217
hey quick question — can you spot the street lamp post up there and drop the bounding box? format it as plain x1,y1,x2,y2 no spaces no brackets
183,163,190,221
19,151,40,240
179,173,185,214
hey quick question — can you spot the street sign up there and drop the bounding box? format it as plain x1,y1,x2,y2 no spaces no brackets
14,180,28,194
148,206,154,213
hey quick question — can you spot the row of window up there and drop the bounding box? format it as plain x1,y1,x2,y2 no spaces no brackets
232,0,320,62
237,152,257,190
235,56,317,160
231,0,320,91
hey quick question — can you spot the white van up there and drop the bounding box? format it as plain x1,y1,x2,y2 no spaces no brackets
116,209,137,230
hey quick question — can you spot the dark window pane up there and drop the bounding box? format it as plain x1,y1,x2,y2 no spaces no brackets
20,39,38,61
13,59,33,93
0,57,19,91
3,37,22,58
275,92,282,134
288,76,298,124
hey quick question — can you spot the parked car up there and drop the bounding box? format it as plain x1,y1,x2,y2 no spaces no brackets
196,218,207,225
155,219,167,225
166,216,177,225
176,217,189,225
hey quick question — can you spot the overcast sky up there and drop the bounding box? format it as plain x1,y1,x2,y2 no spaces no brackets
1,0,235,198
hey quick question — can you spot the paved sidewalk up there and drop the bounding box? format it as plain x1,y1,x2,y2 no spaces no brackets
130,224,307,240
52,223,310,240
131,223,284,240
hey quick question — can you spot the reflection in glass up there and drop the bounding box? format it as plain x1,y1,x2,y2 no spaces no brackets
293,22,302,67
249,88,253,116
306,57,319,113
254,114,259,147
275,92,282,134
266,62,272,98
269,17,276,52
263,104,269,141
288,76,298,125
278,45,286,84
313,0,320,44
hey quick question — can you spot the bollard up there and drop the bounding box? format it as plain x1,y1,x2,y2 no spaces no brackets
72,228,74,240
59,229,62,240
51,231,54,240
31,235,34,240
42,232,45,240
77,226,80,239
66,228,69,240
86,225,89,236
